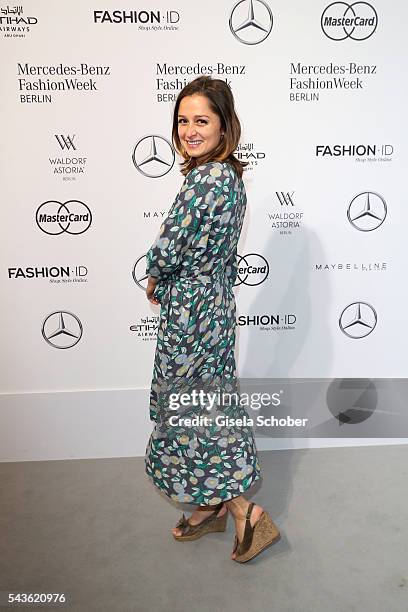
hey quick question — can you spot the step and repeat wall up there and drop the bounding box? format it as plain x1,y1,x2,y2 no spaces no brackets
1,1,407,460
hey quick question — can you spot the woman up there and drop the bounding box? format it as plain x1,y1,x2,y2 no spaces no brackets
144,76,280,562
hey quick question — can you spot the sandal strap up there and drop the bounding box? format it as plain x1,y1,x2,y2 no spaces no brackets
175,504,224,537
175,513,189,529
236,502,255,556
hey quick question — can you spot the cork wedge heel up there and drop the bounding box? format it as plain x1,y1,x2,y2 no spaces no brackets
232,502,281,563
173,502,228,541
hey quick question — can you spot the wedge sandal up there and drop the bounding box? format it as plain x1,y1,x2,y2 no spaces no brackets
173,502,228,541
232,502,281,563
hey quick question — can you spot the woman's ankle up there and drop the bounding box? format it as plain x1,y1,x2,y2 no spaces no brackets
226,496,250,518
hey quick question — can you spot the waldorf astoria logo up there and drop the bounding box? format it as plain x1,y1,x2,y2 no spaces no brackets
55,134,76,150
267,191,304,236
49,134,88,181
229,0,273,45
321,2,378,41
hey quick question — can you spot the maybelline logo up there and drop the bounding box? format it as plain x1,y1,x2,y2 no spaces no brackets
229,0,273,45
93,10,180,29
42,311,83,349
8,266,88,283
347,192,387,232
36,200,92,235
49,135,88,180
339,302,377,339
238,313,297,331
130,315,159,341
316,144,393,161
143,210,167,220
268,192,303,235
315,262,387,272
0,5,37,38
321,2,378,41
235,254,269,286
132,135,175,178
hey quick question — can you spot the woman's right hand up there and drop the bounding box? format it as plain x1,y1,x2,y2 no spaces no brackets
146,276,160,305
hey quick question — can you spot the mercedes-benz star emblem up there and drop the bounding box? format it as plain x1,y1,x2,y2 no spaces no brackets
132,255,149,291
42,311,83,348
339,302,377,339
347,192,387,231
229,0,273,45
132,135,175,178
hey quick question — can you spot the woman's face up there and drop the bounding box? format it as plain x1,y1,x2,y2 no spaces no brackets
177,94,223,162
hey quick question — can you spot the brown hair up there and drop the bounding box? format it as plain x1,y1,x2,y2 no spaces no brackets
172,76,247,178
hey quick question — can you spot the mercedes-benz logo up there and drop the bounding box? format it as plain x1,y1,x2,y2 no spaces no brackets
36,200,92,235
339,302,377,338
347,192,387,231
42,311,83,348
229,0,273,45
132,254,149,290
132,135,175,178
321,2,378,41
235,253,269,286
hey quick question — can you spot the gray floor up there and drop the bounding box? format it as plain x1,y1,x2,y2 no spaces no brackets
1,445,408,612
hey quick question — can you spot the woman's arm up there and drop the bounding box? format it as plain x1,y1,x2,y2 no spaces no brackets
145,162,228,282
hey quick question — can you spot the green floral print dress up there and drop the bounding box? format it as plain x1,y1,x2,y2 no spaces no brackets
144,161,261,506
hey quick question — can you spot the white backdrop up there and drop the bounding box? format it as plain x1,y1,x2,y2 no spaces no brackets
1,0,407,461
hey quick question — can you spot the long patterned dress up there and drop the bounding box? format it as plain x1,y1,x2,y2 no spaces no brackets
144,160,261,506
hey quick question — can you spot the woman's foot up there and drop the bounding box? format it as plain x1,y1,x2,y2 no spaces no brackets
172,504,228,538
226,499,264,560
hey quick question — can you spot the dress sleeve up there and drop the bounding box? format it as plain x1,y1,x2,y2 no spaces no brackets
145,163,227,280
225,245,238,286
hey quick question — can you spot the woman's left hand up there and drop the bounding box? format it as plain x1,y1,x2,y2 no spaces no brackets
146,276,160,305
